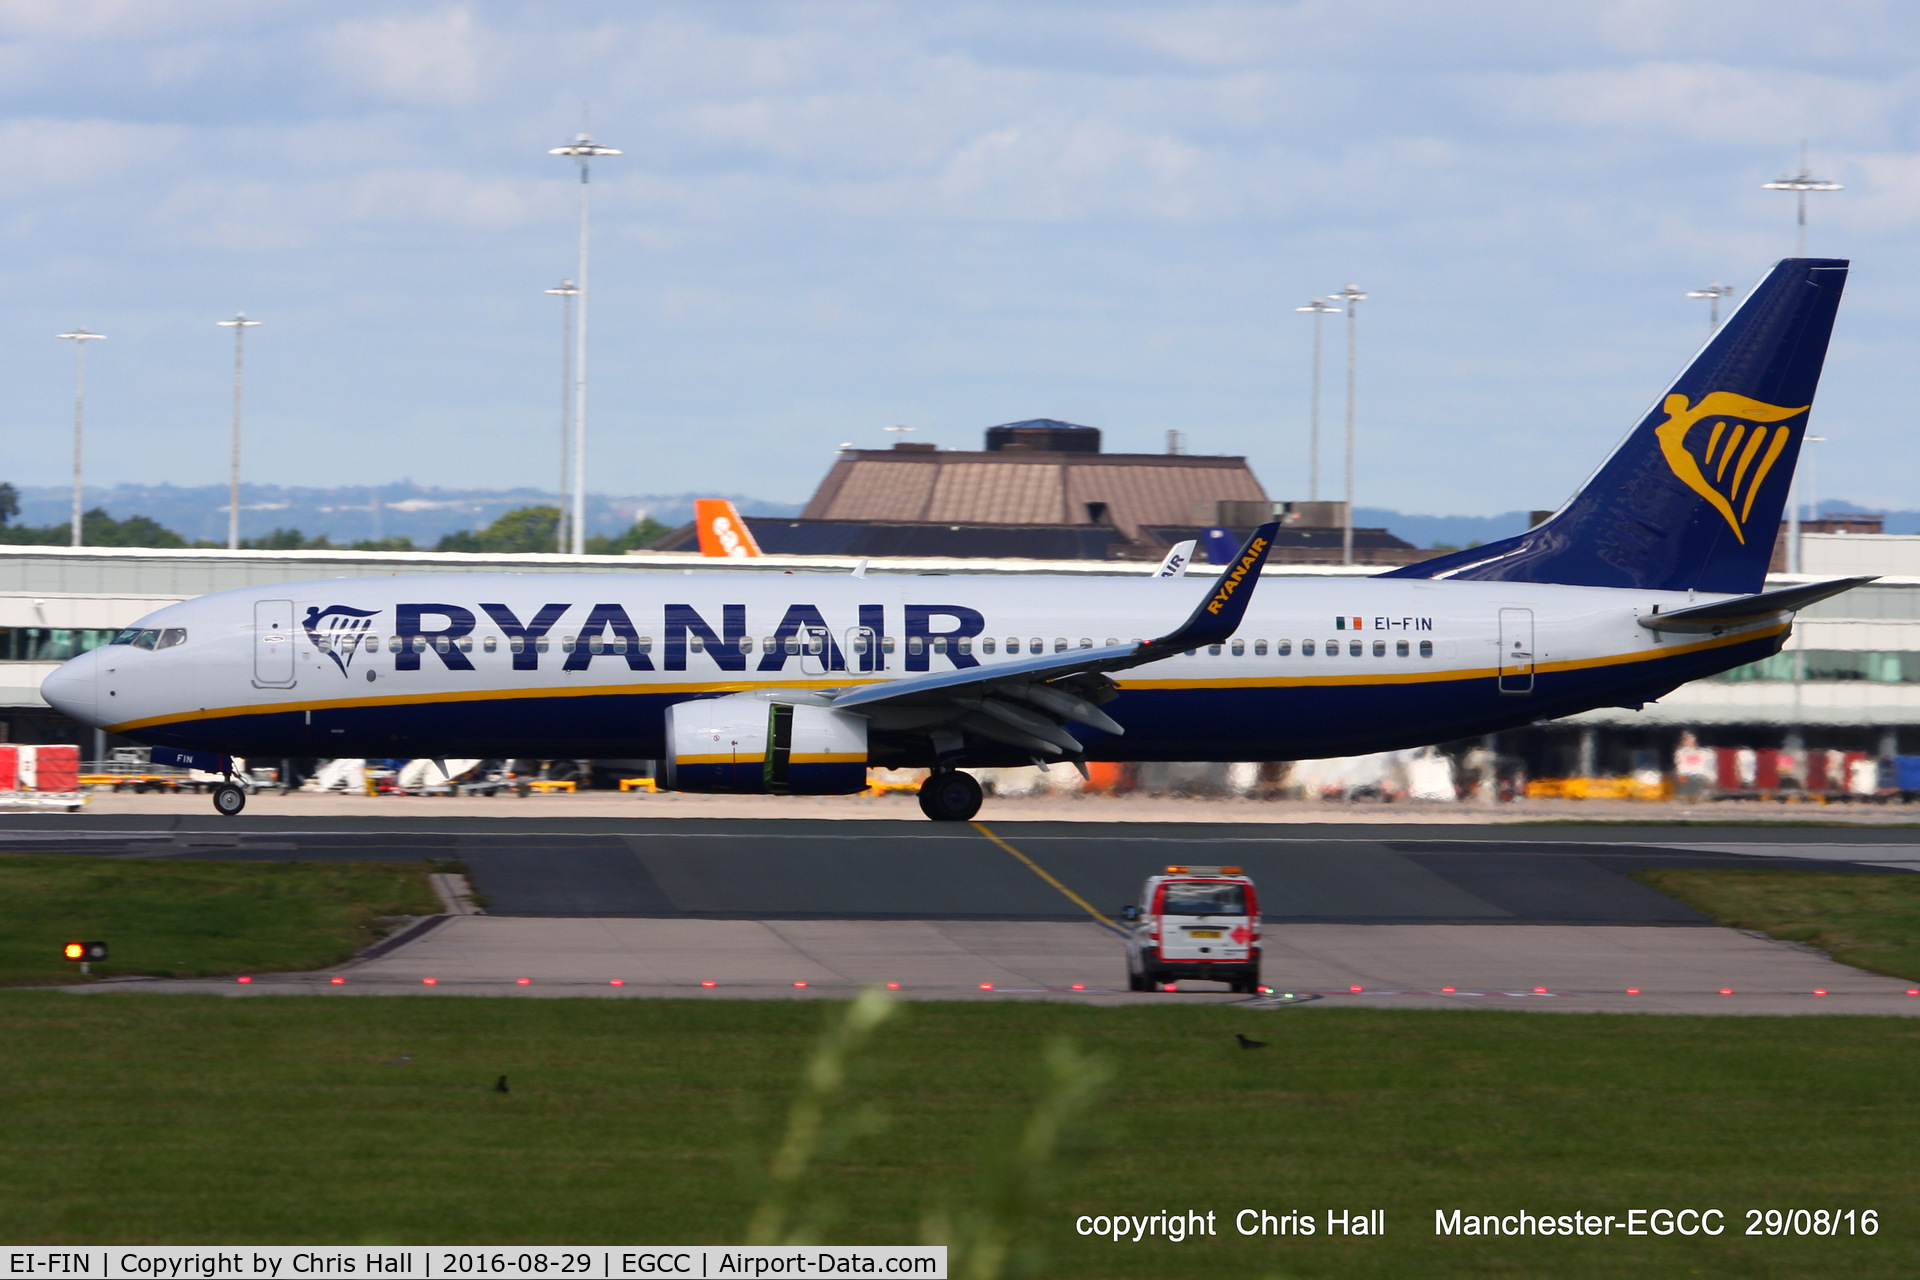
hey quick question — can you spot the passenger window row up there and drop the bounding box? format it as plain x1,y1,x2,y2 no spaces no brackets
1185,637,1436,658
304,631,1437,662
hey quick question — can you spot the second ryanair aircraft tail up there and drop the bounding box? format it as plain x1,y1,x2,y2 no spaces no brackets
1385,257,1849,595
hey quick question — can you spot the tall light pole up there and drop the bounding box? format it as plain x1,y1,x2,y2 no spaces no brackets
1332,284,1366,566
1686,283,1735,335
1763,143,1842,256
217,313,261,550
545,280,579,552
57,329,105,547
1789,433,1827,575
550,130,621,555
1295,299,1338,501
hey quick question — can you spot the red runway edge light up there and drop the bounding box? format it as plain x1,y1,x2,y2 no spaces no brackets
330,976,344,985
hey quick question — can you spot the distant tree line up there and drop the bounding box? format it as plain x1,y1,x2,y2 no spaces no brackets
0,484,671,554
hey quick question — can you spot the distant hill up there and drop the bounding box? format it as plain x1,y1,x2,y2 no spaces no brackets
4,484,1899,553
4,483,800,547
1354,507,1531,549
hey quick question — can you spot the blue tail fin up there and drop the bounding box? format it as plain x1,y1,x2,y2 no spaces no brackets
1383,258,1848,594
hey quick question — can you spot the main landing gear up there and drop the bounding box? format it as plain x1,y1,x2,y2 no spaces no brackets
917,770,983,822
211,782,247,817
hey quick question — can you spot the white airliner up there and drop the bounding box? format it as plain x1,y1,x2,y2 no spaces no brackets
43,259,1865,821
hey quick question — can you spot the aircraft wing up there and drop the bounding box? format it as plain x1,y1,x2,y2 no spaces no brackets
827,524,1278,760
1638,576,1875,633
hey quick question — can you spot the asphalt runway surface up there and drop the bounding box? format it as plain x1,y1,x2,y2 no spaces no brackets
4,814,1915,926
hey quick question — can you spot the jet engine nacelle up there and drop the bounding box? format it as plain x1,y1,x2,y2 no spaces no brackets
661,695,868,795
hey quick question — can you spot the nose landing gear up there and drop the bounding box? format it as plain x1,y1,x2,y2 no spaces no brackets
211,782,247,816
917,770,982,822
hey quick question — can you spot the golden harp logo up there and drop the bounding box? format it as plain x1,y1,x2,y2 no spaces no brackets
1655,392,1808,544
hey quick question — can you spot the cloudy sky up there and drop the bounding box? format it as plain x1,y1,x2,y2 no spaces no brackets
3,0,1917,516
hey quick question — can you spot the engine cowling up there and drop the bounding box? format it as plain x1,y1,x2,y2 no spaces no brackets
661,696,868,795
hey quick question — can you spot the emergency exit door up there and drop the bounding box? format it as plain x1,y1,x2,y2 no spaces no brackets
1498,608,1534,695
254,599,296,688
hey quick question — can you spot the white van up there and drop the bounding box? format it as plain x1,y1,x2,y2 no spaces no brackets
1121,865,1261,993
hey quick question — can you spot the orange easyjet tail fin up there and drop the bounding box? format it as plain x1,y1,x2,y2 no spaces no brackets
693,499,763,558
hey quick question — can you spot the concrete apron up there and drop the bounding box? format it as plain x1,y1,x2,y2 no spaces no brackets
65,917,1920,1015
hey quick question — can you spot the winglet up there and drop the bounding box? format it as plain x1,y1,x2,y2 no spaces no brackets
1139,522,1278,653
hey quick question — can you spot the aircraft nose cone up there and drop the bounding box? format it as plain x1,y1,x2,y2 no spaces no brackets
41,652,99,727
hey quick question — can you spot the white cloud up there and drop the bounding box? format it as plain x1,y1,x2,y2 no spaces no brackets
320,5,495,108
1489,60,1912,147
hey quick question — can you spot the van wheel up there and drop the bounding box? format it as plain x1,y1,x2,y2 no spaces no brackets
211,783,247,817
917,771,982,822
1127,968,1148,992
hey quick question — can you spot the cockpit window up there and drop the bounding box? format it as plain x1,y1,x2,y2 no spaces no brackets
1159,882,1247,916
109,628,180,650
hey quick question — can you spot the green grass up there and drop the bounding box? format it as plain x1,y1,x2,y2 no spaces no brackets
0,855,441,985
0,994,1914,1277
1634,868,1920,981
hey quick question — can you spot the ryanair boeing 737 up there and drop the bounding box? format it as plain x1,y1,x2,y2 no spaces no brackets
42,259,1866,821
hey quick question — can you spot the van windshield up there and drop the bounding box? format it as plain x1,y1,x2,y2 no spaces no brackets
1160,882,1246,916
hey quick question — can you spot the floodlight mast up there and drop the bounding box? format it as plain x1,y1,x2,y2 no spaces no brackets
549,131,621,555
217,314,261,550
545,280,579,552
1762,143,1842,256
1331,284,1366,566
1686,283,1735,335
57,329,105,548
1295,299,1338,502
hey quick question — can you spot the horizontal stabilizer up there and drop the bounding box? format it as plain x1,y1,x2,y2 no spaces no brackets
1639,576,1874,633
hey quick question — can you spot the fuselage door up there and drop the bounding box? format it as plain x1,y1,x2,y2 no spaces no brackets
799,626,830,676
254,599,297,689
1498,608,1534,695
846,627,879,673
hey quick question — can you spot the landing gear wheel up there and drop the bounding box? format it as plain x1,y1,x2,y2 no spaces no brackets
917,770,983,822
211,783,247,817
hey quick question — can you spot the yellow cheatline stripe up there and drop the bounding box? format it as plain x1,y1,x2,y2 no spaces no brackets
789,753,866,764
971,821,1124,935
105,621,1788,734
674,753,762,765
